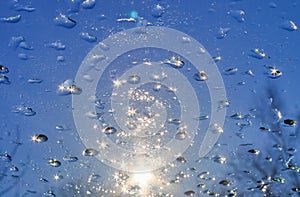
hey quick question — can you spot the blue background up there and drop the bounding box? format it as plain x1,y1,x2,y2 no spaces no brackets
0,0,299,196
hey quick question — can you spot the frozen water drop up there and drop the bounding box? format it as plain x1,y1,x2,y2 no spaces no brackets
216,27,230,39
224,67,238,75
81,0,96,9
152,4,164,18
0,65,9,74
46,41,66,50
0,75,10,84
80,32,97,43
164,56,184,68
48,159,61,167
32,134,48,143
280,20,297,31
228,9,245,22
54,13,77,28
184,190,196,196
249,48,268,59
103,126,117,135
193,71,207,81
82,148,98,156
0,153,12,162
63,156,78,162
28,78,43,84
0,15,21,23
19,41,34,50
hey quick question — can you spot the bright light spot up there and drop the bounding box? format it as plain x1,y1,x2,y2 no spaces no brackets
133,172,154,187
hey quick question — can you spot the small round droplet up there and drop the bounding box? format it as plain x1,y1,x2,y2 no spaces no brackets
228,9,245,22
176,156,187,163
103,126,117,135
32,134,48,143
82,148,98,156
48,159,61,167
280,20,297,31
193,71,207,81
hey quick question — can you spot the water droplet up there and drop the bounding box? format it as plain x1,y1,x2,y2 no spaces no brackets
216,27,230,39
80,32,97,43
19,41,34,50
249,48,268,59
283,119,297,126
28,78,43,84
219,179,231,186
168,118,181,125
12,105,36,116
0,75,10,84
280,20,297,31
12,2,35,12
127,75,141,84
82,148,98,156
175,130,188,140
265,66,282,79
151,4,164,18
57,79,82,95
248,149,260,155
48,159,61,167
193,71,207,81
43,190,56,197
9,36,25,48
81,0,96,9
88,173,101,183
184,190,196,196
0,153,12,162
10,165,19,172
213,56,222,62
176,156,187,163
211,124,224,133
164,56,185,68
0,65,9,74
18,53,29,60
0,15,21,23
46,41,66,50
214,156,227,164
103,126,117,135
228,9,245,22
54,13,77,28
63,156,78,162
224,67,238,75
99,42,110,51
32,134,48,143
269,2,277,8
230,113,243,120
